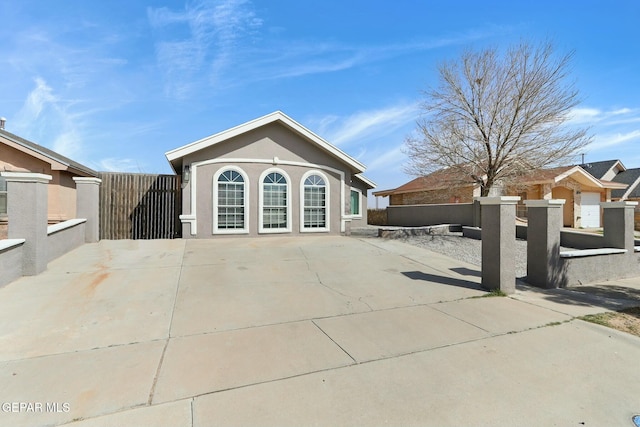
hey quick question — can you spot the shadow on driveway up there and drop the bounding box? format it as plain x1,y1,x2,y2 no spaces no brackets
402,271,482,291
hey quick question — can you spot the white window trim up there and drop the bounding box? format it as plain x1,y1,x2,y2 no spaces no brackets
212,166,250,235
349,187,363,218
259,167,292,234
184,158,348,235
300,170,330,233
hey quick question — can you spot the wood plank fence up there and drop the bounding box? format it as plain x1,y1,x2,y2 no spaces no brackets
98,172,181,240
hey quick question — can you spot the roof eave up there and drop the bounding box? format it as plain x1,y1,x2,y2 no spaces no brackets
354,173,376,189
165,111,366,174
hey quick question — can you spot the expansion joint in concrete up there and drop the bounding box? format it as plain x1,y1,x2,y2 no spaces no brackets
311,320,357,364
148,338,170,406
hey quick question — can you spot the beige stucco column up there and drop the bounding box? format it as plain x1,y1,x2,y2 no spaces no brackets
73,177,102,243
478,196,520,294
602,201,637,251
525,199,565,288
1,172,52,275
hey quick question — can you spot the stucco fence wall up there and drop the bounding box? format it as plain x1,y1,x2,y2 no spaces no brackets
0,239,25,287
47,219,87,263
559,251,640,287
513,225,604,249
0,220,87,288
386,203,477,227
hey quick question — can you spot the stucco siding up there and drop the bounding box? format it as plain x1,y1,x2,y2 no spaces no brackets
184,123,350,173
187,162,345,238
1,144,80,223
0,143,50,173
48,171,77,222
174,117,373,238
349,178,369,227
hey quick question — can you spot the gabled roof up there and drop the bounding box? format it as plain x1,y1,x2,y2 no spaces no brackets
373,164,626,198
165,111,367,175
579,159,625,180
354,173,376,189
495,165,627,190
0,128,97,177
373,166,475,197
612,168,640,199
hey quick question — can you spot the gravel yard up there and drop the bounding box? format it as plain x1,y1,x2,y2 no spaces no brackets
399,231,529,278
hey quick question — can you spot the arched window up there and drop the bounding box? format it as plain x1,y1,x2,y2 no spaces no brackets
302,173,328,231
214,168,248,233
260,170,290,232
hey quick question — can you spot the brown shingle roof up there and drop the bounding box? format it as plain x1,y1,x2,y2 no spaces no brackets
374,164,627,197
373,166,475,197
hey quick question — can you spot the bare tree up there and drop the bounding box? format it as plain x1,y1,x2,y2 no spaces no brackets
404,41,591,196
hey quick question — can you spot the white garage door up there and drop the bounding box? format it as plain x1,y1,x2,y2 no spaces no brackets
581,192,601,228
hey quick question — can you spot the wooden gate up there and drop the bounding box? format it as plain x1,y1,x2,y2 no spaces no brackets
98,172,181,239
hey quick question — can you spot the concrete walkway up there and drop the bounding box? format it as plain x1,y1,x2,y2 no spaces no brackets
0,236,639,426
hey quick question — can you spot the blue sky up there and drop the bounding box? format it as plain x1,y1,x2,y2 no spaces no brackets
1,0,639,206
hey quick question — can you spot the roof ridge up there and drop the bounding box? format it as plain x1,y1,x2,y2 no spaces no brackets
0,129,97,176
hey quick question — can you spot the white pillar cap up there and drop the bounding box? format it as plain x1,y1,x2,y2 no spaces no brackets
477,196,521,205
0,171,52,183
525,199,566,207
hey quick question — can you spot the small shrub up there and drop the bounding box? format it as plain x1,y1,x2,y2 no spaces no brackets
368,208,387,226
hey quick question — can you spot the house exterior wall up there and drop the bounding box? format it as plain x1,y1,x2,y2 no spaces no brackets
389,186,474,206
506,177,607,228
349,178,369,228
551,186,574,227
0,143,78,223
48,171,77,222
179,122,363,238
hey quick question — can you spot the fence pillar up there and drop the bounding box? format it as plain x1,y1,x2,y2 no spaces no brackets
525,199,565,288
1,172,51,275
478,196,520,294
602,201,637,251
73,177,102,243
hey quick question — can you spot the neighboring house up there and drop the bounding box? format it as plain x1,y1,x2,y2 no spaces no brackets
580,159,640,202
374,163,627,228
165,111,375,238
0,128,98,238
373,166,481,206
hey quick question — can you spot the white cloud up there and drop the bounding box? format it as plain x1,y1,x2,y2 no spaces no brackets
569,106,639,125
96,158,145,173
148,0,263,98
587,129,640,151
52,130,82,159
365,146,406,173
13,78,57,125
12,78,87,161
320,103,418,147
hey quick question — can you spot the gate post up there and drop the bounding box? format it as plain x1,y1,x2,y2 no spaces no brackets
525,199,565,288
602,201,637,252
1,172,51,275
73,177,102,243
478,196,520,294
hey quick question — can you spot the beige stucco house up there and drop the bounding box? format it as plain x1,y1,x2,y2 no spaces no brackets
165,111,375,238
374,163,628,228
0,128,98,238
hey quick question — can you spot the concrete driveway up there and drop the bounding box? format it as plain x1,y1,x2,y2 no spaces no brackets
1,236,640,426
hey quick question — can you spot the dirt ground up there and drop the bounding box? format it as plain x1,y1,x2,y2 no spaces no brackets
581,307,640,337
